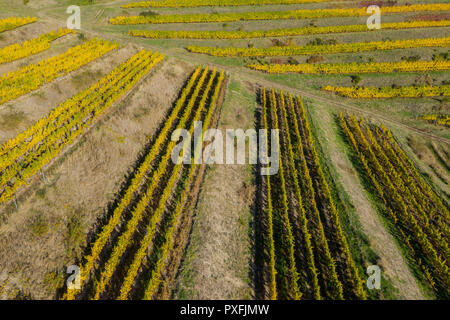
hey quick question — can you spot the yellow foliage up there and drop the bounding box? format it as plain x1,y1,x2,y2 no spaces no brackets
248,60,450,74
111,4,450,25
323,85,450,98
0,38,118,105
129,20,450,39
188,37,450,57
0,16,36,33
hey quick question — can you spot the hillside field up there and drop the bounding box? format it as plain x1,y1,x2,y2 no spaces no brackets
0,0,448,300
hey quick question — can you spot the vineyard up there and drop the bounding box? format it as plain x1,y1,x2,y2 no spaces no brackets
323,85,450,98
110,4,450,25
187,37,450,57
0,0,449,302
0,38,119,105
339,114,449,298
0,29,73,65
0,50,164,204
248,60,450,74
129,20,450,40
63,67,227,300
256,89,366,300
419,114,450,127
122,0,333,8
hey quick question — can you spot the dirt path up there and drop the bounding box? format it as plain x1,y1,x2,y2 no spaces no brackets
309,100,425,300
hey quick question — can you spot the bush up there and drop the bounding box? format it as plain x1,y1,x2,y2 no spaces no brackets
29,213,48,237
287,57,299,65
306,55,325,64
350,75,361,85
432,52,449,61
139,10,159,17
401,55,421,62
65,211,85,258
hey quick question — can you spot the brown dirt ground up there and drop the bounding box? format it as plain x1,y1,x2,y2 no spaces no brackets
0,54,192,299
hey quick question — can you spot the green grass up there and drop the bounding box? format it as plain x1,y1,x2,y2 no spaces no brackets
64,209,86,259
28,212,49,237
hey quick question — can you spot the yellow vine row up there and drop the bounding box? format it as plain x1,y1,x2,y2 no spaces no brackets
262,88,277,300
269,89,302,300
379,125,450,221
0,28,73,65
280,92,320,299
0,38,119,105
0,51,150,177
187,37,450,57
323,85,450,98
287,93,344,299
122,0,330,8
340,114,449,295
419,114,450,127
0,51,165,204
129,20,450,39
0,16,37,33
248,59,450,75
111,4,450,25
297,97,366,299
366,125,449,251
